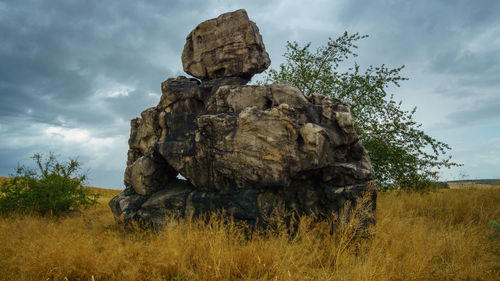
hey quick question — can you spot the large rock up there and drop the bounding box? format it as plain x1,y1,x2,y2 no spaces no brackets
181,9,270,81
110,9,376,230
153,80,373,192
110,77,376,228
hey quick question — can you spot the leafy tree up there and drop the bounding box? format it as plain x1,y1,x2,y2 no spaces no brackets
0,153,100,215
261,32,460,189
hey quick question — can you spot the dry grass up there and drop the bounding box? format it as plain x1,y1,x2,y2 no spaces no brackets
0,185,499,281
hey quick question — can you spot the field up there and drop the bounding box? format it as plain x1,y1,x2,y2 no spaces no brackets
0,184,499,281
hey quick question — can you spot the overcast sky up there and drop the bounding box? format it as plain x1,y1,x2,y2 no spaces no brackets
1,0,499,189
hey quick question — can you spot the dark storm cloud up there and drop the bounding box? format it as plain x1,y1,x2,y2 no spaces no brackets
0,0,282,129
0,0,208,126
337,0,500,67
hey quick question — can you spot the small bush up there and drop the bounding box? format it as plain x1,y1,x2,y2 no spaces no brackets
489,218,500,240
431,181,450,189
0,153,100,216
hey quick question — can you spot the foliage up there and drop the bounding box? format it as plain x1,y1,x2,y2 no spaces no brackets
0,153,100,215
430,181,450,189
489,218,500,240
261,32,460,189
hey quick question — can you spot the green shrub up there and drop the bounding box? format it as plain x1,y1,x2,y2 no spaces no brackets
430,181,450,189
0,153,100,216
489,218,500,240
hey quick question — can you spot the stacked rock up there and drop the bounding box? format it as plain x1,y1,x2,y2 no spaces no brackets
109,9,376,228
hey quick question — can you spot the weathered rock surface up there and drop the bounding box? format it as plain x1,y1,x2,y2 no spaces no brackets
110,77,376,228
182,9,270,81
110,9,376,230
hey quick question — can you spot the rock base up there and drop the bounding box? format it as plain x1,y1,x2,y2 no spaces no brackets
110,178,376,229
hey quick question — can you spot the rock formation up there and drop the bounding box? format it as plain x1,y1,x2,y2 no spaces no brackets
109,9,376,229
182,9,270,81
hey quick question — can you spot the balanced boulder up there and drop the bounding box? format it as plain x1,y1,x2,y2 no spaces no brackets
181,9,270,81
110,9,376,229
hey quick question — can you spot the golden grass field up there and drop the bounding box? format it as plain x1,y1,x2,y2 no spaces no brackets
0,183,499,281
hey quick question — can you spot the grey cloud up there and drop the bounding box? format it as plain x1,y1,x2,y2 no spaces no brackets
431,47,500,74
0,0,190,126
427,47,500,102
446,95,500,126
336,0,500,67
101,89,161,122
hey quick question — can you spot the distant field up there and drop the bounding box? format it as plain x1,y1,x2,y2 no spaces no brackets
0,183,499,280
448,182,499,189
448,180,500,189
448,179,500,185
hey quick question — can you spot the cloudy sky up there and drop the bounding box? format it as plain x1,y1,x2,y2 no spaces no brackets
1,0,499,189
